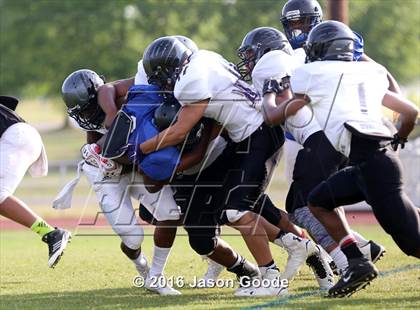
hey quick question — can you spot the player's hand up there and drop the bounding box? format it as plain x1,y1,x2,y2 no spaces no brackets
390,134,407,151
99,156,122,178
81,143,101,168
81,143,122,177
262,77,290,96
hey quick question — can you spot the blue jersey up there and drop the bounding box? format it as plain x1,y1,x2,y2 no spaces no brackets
123,84,180,181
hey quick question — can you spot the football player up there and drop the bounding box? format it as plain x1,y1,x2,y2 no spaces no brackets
280,0,402,183
0,95,71,268
102,82,267,290
139,36,331,296
263,20,420,297
237,26,386,276
97,35,226,287
60,69,181,295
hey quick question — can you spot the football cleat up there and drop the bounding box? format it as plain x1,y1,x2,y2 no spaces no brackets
360,240,386,264
328,257,378,298
274,232,317,280
42,228,72,268
145,274,182,295
196,258,225,288
234,268,288,297
227,256,260,287
306,246,335,290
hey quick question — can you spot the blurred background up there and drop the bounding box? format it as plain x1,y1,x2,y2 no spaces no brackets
0,0,418,225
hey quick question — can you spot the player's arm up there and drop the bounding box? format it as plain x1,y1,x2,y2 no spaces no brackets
86,131,103,144
382,91,418,139
139,99,209,154
261,77,305,125
97,77,134,129
176,118,217,172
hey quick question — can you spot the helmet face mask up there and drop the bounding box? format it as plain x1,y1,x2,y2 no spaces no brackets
61,69,105,130
305,21,355,63
237,27,292,81
280,0,323,49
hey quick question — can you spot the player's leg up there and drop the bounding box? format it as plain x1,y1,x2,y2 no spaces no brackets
221,125,289,296
308,166,378,297
185,224,260,288
254,193,332,288
0,123,70,268
134,183,182,295
82,163,149,278
360,149,420,258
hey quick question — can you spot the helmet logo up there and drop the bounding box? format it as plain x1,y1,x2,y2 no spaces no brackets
285,10,301,19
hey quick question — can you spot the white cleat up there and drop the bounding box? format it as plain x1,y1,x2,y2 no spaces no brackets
274,232,315,280
134,253,149,280
145,275,182,295
196,258,225,288
234,269,288,297
306,246,334,290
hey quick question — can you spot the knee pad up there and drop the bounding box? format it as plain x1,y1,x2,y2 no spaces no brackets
116,225,144,250
187,229,217,255
225,209,249,223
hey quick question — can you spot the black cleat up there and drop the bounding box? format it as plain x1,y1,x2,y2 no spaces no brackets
367,240,386,263
360,240,386,264
328,257,378,298
42,228,72,268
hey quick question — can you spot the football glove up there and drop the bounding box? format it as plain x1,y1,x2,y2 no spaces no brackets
262,76,290,96
390,134,407,151
81,143,122,178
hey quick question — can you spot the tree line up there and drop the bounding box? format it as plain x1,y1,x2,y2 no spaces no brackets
0,0,418,98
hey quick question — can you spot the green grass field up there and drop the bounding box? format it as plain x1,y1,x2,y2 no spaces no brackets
1,226,419,310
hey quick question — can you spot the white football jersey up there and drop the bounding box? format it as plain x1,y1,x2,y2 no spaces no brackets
174,50,264,143
252,50,297,96
293,48,306,65
291,61,390,156
134,59,149,85
252,50,321,145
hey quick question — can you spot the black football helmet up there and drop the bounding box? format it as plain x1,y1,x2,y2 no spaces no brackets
153,94,203,150
305,21,355,62
61,69,106,130
173,35,199,53
280,0,323,49
153,93,181,131
237,27,293,81
142,36,192,90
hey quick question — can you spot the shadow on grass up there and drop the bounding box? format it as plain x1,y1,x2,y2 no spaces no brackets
0,287,241,310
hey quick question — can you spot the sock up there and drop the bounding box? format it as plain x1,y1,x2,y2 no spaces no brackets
351,230,369,247
30,218,54,237
273,230,286,246
258,260,279,276
149,246,171,277
339,235,363,260
330,246,348,272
